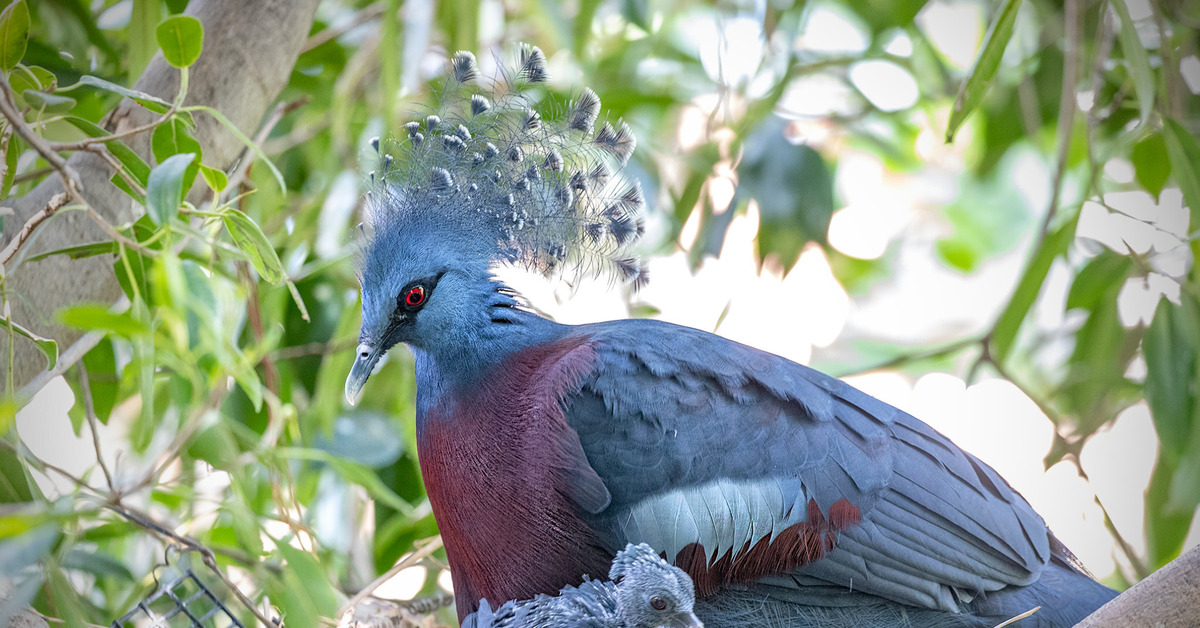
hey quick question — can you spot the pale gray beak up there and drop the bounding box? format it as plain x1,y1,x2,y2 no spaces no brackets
345,342,380,406
663,612,703,628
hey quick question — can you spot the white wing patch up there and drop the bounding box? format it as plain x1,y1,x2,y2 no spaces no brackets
616,477,813,562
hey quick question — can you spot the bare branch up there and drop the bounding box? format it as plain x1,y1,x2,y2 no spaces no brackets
0,192,69,268
341,536,445,616
0,80,83,197
76,361,115,495
1076,544,1200,626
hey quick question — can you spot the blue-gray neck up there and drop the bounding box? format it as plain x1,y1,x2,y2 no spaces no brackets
413,286,563,417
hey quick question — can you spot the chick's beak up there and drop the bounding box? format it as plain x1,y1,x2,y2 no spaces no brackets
345,342,380,406
662,612,703,628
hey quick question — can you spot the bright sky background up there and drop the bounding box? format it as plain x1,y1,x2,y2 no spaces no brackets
16,0,1200,608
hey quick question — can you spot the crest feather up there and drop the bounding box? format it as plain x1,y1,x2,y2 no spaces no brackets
359,43,648,288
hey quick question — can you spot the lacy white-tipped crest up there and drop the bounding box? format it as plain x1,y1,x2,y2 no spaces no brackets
360,44,648,288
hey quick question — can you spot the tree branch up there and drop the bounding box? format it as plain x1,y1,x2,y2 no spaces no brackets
0,193,69,268
1075,543,1200,627
0,0,322,390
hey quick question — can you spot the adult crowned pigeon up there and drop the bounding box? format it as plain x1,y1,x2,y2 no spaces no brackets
344,44,1118,627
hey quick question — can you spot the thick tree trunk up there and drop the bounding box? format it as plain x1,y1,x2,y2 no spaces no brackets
1,0,321,389
1075,543,1200,627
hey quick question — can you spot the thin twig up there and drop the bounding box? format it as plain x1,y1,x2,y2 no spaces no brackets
76,361,116,495
831,337,981,379
971,0,1082,377
993,607,1040,627
272,338,358,360
1040,0,1080,237
1091,490,1151,580
0,192,69,268
340,536,445,615
301,1,386,53
12,165,53,185
16,296,128,404
91,144,147,198
0,79,83,196
223,96,309,194
47,109,175,152
1149,0,1181,119
0,123,12,189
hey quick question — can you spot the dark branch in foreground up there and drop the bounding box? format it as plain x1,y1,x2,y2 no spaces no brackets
1075,543,1200,627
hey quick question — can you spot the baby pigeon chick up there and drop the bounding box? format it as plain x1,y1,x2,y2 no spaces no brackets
462,543,702,628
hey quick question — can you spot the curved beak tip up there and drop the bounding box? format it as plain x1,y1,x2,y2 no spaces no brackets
344,379,361,406
345,344,376,406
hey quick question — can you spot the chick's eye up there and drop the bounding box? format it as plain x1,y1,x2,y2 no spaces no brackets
649,597,667,611
404,286,426,307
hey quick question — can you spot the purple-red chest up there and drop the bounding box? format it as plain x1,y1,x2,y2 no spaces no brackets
416,337,613,621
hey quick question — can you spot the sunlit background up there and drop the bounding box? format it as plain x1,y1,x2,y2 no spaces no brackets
10,0,1199,621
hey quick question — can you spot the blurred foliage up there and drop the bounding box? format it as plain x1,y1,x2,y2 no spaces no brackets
0,0,1197,625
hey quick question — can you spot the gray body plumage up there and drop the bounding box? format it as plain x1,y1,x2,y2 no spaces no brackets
462,543,702,628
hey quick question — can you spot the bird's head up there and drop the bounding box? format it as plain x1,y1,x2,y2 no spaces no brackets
344,45,648,404
610,544,703,628
345,202,499,404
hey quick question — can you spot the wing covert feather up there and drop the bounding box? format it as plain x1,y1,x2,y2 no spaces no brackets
560,319,1051,613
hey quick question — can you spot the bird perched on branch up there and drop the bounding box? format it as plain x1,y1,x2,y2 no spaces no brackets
462,543,702,628
345,44,1117,627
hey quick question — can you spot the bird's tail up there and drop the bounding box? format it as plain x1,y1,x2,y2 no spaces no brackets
967,559,1118,626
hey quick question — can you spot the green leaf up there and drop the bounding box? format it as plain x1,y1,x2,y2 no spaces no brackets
20,90,76,112
223,208,284,284
274,447,414,516
198,164,228,192
1111,0,1155,128
76,75,172,113
145,152,195,225
45,563,88,628
226,497,264,556
9,64,53,93
63,116,151,187
1,315,56,369
946,0,1023,142
187,422,240,469
1060,252,1138,435
0,524,57,574
1162,119,1200,262
155,15,204,68
735,118,834,269
61,548,135,581
1132,133,1170,199
0,444,36,502
130,0,162,79
24,241,118,263
273,544,343,627
57,305,147,338
81,339,117,424
621,0,651,31
0,1,29,71
990,215,1077,362
151,118,202,190
190,105,286,192
1143,295,1199,458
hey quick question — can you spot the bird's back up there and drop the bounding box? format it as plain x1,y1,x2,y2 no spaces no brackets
557,317,1116,626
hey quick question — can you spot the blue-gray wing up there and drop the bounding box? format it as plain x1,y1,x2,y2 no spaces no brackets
563,319,1050,612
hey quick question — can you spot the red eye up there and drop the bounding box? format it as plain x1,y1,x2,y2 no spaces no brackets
404,286,426,307
650,597,667,611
